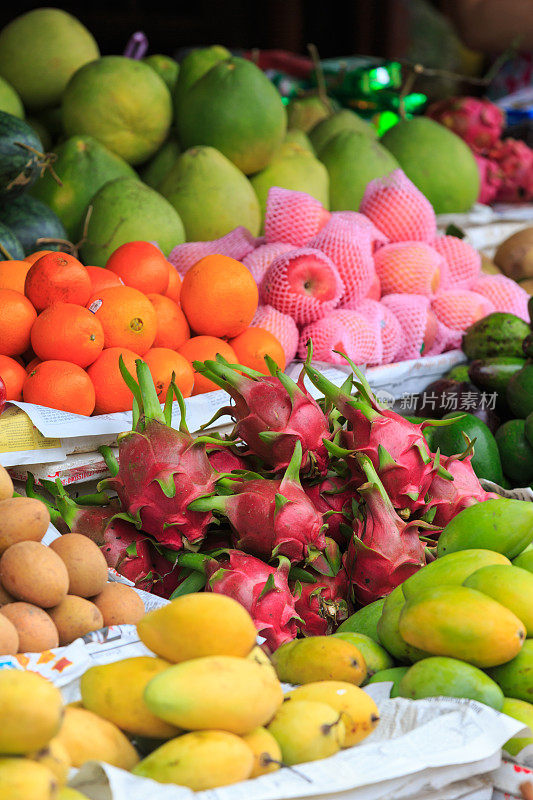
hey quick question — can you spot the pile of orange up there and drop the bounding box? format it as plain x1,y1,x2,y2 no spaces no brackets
0,242,285,416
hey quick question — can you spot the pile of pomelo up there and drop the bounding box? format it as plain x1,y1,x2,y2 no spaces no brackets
0,243,285,416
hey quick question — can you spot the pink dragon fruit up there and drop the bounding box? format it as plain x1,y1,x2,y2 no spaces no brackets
344,455,427,604
207,445,248,473
303,476,354,546
207,550,301,651
100,517,157,591
425,452,498,528
490,138,533,202
189,441,327,563
194,356,331,475
427,97,504,152
305,356,447,512
291,539,350,634
474,153,502,205
99,360,217,550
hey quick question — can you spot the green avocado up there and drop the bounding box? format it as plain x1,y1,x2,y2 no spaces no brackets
462,313,531,360
468,357,526,396
507,363,533,419
430,411,504,484
496,419,533,485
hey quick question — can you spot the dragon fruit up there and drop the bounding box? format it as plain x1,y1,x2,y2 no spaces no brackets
344,455,427,604
207,445,248,473
490,138,533,203
194,356,331,475
100,517,157,591
426,97,504,152
99,359,217,550
291,539,350,634
303,476,354,545
207,549,301,651
305,356,446,512
474,153,502,205
189,441,326,563
425,451,498,528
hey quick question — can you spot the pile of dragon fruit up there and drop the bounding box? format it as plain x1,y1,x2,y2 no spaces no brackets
427,96,533,205
168,171,529,368
34,352,497,652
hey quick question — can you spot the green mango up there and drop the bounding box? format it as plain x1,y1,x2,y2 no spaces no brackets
488,640,533,703
437,499,533,559
430,412,504,483
402,549,511,600
366,667,408,698
376,585,428,664
399,585,526,668
398,656,504,710
464,564,533,637
336,598,385,642
333,632,394,681
507,363,533,419
496,419,533,484
513,547,533,573
501,697,533,757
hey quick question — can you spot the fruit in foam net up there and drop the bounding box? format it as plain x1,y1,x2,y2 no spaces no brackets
267,700,345,765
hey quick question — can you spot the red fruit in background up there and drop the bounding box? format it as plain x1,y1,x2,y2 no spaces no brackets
86,266,123,293
25,253,92,311
474,153,502,205
360,169,437,243
427,96,504,152
106,241,169,295
489,138,533,203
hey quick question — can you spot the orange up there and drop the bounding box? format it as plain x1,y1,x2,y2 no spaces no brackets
23,360,96,415
0,355,28,400
180,255,258,338
147,294,190,350
25,357,41,373
106,241,169,295
24,250,55,265
31,303,105,368
165,263,181,304
178,336,237,395
0,260,32,294
0,289,37,356
229,327,286,373
143,348,194,400
87,347,140,415
86,286,157,356
86,266,124,294
25,252,92,312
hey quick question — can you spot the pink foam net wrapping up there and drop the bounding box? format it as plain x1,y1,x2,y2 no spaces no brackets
431,290,495,330
251,304,299,365
306,213,376,307
359,169,437,243
167,227,256,277
264,187,331,247
380,293,430,361
373,241,447,296
425,320,463,356
329,210,389,251
354,298,403,365
470,274,530,321
242,242,294,284
432,235,481,290
261,247,344,325
298,309,379,366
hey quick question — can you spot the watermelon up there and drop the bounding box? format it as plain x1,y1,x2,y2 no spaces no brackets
0,194,67,255
0,110,47,199
0,221,24,259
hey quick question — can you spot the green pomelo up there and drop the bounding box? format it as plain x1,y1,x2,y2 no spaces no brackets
398,656,504,710
333,632,394,679
80,177,185,266
284,129,315,153
175,56,287,174
158,145,260,241
140,136,181,189
310,109,377,155
367,667,408,697
337,598,386,642
0,8,99,111
173,46,231,116
402,549,511,600
62,56,172,166
251,142,329,223
319,130,399,211
30,135,136,240
143,55,179,92
381,117,480,213
286,96,331,133
0,76,23,119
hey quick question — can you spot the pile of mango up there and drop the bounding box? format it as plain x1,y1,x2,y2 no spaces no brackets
0,592,380,797
338,497,533,760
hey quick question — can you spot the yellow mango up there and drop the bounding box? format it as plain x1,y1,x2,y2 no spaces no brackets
399,585,526,668
267,700,345,765
286,681,380,746
247,645,277,674
463,564,533,637
144,655,283,735
57,790,88,800
80,656,179,738
133,731,254,790
0,758,58,800
272,636,367,685
55,707,139,770
242,727,281,777
137,592,257,662
30,739,71,786
0,670,63,754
